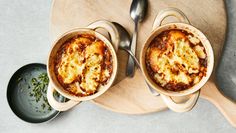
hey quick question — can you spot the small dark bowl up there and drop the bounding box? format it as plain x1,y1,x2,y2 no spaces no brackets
7,63,64,123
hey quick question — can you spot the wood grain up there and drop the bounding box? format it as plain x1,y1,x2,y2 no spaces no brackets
50,0,236,127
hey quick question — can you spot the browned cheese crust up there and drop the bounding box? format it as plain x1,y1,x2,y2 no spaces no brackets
145,30,207,91
55,34,113,96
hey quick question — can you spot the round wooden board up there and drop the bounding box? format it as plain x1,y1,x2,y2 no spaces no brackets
50,0,236,126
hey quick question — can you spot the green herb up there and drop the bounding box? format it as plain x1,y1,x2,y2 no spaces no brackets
29,72,52,112
17,77,23,83
48,106,52,111
29,92,33,97
53,91,60,98
41,103,46,109
43,96,47,102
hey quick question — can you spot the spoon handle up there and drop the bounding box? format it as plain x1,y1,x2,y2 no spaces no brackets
125,49,140,68
126,21,138,77
125,49,159,96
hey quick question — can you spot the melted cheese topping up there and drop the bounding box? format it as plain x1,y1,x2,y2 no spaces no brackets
146,30,207,91
55,34,112,96
58,38,87,84
80,42,104,93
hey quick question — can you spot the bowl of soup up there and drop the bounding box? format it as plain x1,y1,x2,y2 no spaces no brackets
140,8,214,112
47,20,119,111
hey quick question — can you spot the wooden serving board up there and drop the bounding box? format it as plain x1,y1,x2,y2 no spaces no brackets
50,0,236,127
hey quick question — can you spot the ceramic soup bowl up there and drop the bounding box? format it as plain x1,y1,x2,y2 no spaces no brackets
47,20,120,111
140,8,214,112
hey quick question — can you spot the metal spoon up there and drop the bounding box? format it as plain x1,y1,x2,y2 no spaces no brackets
126,0,148,77
112,22,159,96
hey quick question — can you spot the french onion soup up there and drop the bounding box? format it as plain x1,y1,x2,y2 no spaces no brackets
54,34,113,97
145,30,207,92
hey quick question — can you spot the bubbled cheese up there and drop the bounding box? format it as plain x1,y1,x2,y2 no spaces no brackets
147,30,206,88
58,42,85,84
56,34,112,96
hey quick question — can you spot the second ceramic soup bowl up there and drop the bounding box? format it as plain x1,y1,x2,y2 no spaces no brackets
140,8,214,112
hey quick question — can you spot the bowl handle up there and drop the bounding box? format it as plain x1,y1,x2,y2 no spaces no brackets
161,91,200,112
47,83,80,111
152,7,190,30
87,20,120,52
152,8,200,112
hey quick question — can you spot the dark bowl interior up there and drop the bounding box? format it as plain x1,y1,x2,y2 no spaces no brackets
7,63,64,123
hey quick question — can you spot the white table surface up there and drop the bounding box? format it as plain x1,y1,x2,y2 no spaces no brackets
0,0,235,132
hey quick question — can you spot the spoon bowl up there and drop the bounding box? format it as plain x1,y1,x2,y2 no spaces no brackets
112,22,159,96
130,0,148,22
112,22,140,67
